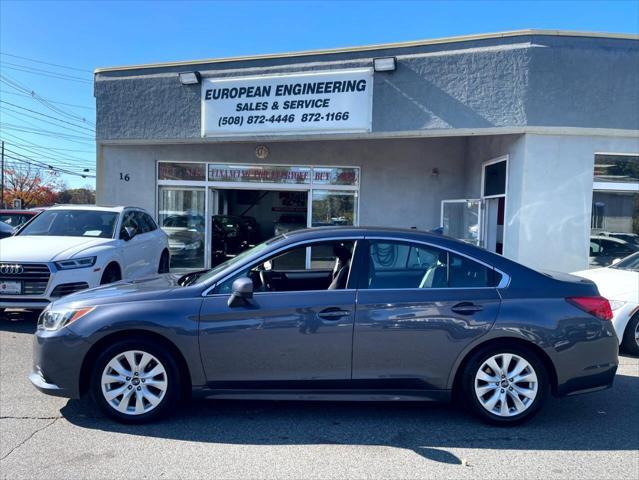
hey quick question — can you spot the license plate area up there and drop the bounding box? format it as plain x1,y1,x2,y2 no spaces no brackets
0,281,22,295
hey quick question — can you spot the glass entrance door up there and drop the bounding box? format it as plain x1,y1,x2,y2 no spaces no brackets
158,187,206,270
441,199,482,246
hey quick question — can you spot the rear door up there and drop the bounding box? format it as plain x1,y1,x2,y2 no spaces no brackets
353,238,502,391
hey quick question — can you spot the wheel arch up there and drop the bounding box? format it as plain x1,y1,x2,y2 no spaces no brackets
79,329,192,398
102,260,122,279
450,337,559,397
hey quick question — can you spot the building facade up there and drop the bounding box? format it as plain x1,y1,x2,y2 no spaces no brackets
94,30,639,272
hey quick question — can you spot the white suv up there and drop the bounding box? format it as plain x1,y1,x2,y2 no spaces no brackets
0,205,169,311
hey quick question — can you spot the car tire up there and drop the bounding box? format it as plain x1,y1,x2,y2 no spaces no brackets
461,344,549,426
100,264,121,285
90,339,181,424
621,314,639,356
158,250,170,274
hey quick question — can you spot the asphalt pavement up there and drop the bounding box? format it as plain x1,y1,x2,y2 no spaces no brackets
1,311,638,479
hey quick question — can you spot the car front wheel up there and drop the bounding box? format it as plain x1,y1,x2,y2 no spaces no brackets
462,345,549,425
90,339,180,423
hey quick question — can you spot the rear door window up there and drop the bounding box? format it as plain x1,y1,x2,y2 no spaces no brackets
364,240,500,289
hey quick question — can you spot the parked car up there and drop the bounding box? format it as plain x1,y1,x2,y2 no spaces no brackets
0,221,14,239
161,213,205,265
238,216,260,247
30,227,618,425
597,231,639,247
212,215,244,255
0,209,41,229
0,205,169,311
274,214,306,235
574,251,639,355
589,235,639,268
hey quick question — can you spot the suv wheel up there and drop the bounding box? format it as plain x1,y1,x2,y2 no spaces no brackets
100,264,121,285
462,345,549,425
621,314,639,356
90,339,180,423
158,251,170,274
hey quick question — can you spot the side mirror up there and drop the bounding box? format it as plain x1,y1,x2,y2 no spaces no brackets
228,277,253,307
611,258,622,266
122,226,137,241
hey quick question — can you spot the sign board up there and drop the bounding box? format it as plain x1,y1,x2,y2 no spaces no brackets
201,69,373,137
207,164,360,187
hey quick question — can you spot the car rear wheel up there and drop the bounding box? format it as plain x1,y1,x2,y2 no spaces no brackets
90,339,180,423
621,314,639,356
462,345,549,425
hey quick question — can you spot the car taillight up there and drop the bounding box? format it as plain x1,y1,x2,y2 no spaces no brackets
566,296,613,321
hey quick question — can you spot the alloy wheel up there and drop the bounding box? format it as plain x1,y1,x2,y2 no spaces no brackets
635,322,639,348
474,353,538,417
100,350,168,415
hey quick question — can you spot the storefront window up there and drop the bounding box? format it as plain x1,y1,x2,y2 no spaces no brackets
590,154,639,267
208,164,311,184
311,190,357,227
158,188,206,269
158,162,206,181
312,167,359,186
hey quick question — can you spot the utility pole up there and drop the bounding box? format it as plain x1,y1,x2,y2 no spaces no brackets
0,140,4,209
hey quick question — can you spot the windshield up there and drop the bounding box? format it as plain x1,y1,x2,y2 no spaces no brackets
191,235,284,285
612,252,639,271
19,209,118,238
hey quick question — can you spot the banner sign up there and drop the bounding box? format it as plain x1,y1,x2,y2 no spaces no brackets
201,69,373,137
208,164,360,186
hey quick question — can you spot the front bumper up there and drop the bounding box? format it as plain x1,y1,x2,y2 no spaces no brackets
611,303,639,345
30,327,93,399
1,264,103,309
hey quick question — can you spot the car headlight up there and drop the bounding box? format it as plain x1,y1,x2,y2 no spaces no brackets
609,300,627,311
37,306,95,331
54,256,97,270
184,241,200,250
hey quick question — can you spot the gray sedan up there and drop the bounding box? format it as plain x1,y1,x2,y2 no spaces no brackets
30,227,619,425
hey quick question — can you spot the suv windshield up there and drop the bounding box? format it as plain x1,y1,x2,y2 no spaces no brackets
19,210,119,239
612,252,639,271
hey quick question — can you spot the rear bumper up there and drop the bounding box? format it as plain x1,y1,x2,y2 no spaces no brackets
557,364,617,397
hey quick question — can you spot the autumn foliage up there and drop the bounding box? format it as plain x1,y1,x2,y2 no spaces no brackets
2,164,60,208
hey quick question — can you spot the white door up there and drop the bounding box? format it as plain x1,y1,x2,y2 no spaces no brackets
441,199,483,247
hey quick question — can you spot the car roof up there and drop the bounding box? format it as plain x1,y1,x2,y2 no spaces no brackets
591,235,632,244
0,210,38,215
46,205,144,213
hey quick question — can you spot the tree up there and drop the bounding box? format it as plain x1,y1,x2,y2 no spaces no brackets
1,163,59,208
57,185,96,205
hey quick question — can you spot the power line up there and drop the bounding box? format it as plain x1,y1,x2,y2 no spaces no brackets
0,62,93,84
0,132,95,168
1,101,95,132
4,145,94,170
4,153,95,178
0,123,95,144
0,52,93,73
3,142,94,153
0,89,95,111
0,74,95,126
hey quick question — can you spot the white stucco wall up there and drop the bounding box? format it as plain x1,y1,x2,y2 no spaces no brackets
97,137,469,232
508,133,639,273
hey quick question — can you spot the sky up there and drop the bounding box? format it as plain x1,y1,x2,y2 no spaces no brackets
1,0,638,189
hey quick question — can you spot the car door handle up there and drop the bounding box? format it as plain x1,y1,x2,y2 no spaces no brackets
451,302,483,315
318,308,351,320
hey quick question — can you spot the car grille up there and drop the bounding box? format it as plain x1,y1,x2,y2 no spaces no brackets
0,263,51,295
50,282,89,298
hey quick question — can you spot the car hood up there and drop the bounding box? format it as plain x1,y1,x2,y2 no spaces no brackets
0,235,116,262
53,273,187,307
572,268,639,302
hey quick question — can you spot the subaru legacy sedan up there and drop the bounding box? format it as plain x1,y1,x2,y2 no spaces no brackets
30,227,618,425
